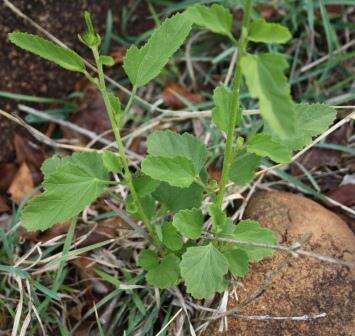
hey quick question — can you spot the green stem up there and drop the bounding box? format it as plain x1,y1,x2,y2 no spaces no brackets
91,47,157,244
215,0,253,209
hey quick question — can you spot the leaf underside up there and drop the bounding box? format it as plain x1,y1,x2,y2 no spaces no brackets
241,53,296,140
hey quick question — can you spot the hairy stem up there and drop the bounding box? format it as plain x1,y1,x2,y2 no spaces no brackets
91,47,157,243
215,0,253,208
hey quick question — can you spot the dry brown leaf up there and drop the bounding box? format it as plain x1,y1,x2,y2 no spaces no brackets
162,82,202,109
13,134,44,169
17,226,39,241
110,46,126,64
71,256,110,297
68,302,84,321
327,184,355,207
39,222,71,242
208,164,221,182
0,163,17,192
0,196,10,213
291,125,349,175
256,4,280,19
129,136,146,155
8,162,34,204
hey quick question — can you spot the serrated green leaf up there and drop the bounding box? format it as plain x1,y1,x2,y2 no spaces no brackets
126,194,156,221
185,4,233,39
162,222,183,251
102,151,122,173
268,103,337,150
141,195,156,220
107,93,121,119
233,220,277,262
152,182,204,213
146,254,180,289
223,249,249,277
208,204,234,234
172,208,203,239
9,32,86,73
249,19,292,44
138,249,159,271
132,173,160,198
241,53,296,139
100,55,115,66
21,152,108,231
41,156,62,176
212,85,236,133
141,155,196,188
123,13,192,87
247,133,291,163
180,243,228,299
146,130,207,174
229,150,261,186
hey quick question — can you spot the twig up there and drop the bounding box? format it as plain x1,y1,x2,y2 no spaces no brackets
236,313,327,321
224,48,238,86
0,108,99,152
11,277,23,336
300,38,355,73
155,308,183,336
18,104,103,142
256,111,355,176
104,200,150,240
203,233,354,268
185,31,207,89
18,104,142,160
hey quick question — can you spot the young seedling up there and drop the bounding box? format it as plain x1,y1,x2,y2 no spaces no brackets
9,0,336,299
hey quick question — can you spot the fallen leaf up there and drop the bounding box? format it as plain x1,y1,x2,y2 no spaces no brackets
76,217,129,247
39,222,70,242
326,5,343,16
8,162,34,204
208,163,221,182
162,82,202,109
327,184,355,207
0,163,17,192
291,124,348,175
110,46,126,64
72,256,109,296
129,136,146,155
0,307,7,330
257,4,280,19
17,226,39,241
68,302,84,321
14,134,44,170
0,196,10,213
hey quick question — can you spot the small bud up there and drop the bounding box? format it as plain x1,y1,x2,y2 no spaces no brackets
79,11,101,47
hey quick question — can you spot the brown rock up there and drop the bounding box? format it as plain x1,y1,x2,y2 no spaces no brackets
209,191,354,336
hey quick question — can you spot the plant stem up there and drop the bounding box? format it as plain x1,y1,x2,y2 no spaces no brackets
215,0,253,209
91,47,157,243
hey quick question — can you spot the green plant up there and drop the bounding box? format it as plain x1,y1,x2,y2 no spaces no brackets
9,1,336,299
